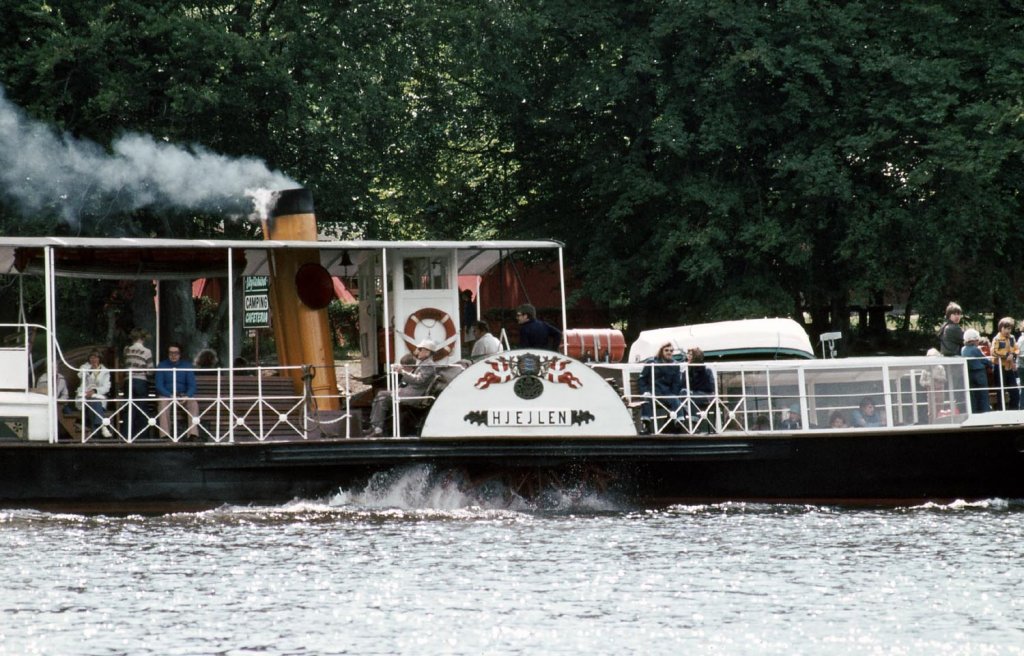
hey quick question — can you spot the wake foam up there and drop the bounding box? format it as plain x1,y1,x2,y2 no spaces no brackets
325,465,628,514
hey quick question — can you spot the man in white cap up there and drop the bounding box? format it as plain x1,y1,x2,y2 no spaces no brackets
961,328,992,413
367,339,439,436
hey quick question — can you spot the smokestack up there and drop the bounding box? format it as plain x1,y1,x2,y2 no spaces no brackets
262,189,340,411
268,187,315,222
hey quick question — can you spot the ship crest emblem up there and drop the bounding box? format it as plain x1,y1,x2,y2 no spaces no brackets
474,352,583,397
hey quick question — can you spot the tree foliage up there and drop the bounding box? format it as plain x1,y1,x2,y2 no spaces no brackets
1,0,1022,349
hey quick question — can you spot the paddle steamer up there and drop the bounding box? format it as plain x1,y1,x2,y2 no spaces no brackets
1,189,1021,511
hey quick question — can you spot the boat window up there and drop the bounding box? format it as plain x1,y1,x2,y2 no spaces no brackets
402,257,449,290
887,363,966,426
718,369,801,430
804,367,886,427
705,358,973,432
679,356,974,431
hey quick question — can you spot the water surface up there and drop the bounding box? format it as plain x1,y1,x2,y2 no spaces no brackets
1,467,1021,655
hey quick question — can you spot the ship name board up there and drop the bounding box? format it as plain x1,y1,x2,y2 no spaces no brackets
487,409,570,427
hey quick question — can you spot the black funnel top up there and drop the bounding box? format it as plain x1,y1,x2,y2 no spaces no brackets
270,188,315,218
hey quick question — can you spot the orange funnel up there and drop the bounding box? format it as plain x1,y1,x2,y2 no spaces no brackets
261,188,340,410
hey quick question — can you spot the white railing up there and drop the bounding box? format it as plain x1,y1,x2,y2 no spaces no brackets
386,360,455,437
56,362,355,444
610,355,1009,436
0,320,357,444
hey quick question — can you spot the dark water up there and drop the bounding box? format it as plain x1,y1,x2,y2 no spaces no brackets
1,467,1022,655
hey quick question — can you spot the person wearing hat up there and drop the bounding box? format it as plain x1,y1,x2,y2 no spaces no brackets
515,303,562,350
920,347,949,421
780,403,802,430
961,328,992,413
367,338,439,436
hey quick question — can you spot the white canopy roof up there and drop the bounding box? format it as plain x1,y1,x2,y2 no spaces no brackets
628,318,815,363
0,236,563,280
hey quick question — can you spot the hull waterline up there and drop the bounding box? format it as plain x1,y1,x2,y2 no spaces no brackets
2,428,1022,512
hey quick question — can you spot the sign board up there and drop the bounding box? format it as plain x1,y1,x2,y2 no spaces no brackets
243,275,270,329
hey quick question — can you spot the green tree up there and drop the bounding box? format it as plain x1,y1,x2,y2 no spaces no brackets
2,0,1022,352
456,1,1024,342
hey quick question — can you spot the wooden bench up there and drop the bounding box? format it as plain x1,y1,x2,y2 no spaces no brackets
192,374,305,440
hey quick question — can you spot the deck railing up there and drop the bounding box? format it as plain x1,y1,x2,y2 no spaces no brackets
611,355,1008,436
0,318,357,443
55,363,355,444
7,315,1022,442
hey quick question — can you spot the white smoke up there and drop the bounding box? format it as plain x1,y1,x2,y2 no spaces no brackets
0,85,298,225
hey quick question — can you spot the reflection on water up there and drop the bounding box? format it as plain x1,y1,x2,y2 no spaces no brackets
1,467,1022,656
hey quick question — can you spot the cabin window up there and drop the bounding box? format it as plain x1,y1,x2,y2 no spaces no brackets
714,359,971,432
402,257,449,290
718,369,800,430
804,367,885,427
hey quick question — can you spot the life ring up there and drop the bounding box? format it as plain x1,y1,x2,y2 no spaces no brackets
404,307,457,361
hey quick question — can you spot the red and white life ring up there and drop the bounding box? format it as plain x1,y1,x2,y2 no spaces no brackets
403,307,457,361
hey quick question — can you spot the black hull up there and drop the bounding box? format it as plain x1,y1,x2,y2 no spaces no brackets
2,427,1024,512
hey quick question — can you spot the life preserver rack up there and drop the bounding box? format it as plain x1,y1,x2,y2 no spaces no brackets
403,307,457,361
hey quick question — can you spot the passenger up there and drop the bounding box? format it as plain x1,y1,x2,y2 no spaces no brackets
780,404,801,430
989,317,1019,410
194,348,219,369
367,339,439,436
851,397,884,427
76,350,112,438
470,320,502,360
919,347,948,421
828,411,848,429
961,329,992,413
681,348,715,395
54,371,70,406
123,328,154,439
1019,318,1024,406
637,342,683,428
978,335,997,393
460,289,476,342
232,356,254,375
515,303,562,350
155,343,200,441
680,347,716,417
403,258,423,289
397,353,417,386
938,302,964,356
